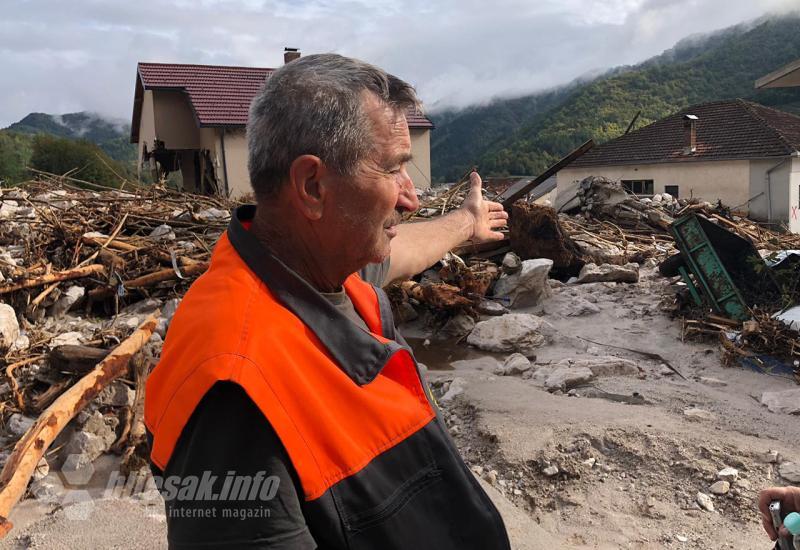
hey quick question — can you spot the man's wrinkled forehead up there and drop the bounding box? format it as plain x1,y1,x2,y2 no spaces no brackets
360,91,407,131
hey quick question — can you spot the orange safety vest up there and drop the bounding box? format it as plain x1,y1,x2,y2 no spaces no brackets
145,205,509,549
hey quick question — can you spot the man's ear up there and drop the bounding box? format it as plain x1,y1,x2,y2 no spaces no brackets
287,155,328,220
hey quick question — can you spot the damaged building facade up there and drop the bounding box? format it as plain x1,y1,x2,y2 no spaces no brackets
130,51,434,198
556,99,800,234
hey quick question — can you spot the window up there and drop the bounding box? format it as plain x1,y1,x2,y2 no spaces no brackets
621,179,654,195
664,185,679,198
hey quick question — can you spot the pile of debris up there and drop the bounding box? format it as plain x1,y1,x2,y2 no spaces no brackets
0,172,237,532
395,175,799,381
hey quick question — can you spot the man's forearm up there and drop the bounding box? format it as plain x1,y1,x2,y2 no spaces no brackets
386,209,474,284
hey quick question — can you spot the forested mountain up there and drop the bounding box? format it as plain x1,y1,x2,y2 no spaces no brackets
430,13,800,182
5,112,135,164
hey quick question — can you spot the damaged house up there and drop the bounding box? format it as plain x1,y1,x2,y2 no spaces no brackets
130,50,434,198
556,99,800,234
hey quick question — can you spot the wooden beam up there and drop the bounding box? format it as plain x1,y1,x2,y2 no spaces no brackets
498,139,595,209
0,313,159,537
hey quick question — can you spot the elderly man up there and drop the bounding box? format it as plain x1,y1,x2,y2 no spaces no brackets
145,54,510,549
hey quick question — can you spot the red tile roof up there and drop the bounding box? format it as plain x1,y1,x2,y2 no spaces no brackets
571,99,800,168
132,61,434,135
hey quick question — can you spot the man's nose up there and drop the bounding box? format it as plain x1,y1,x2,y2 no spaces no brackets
396,171,419,213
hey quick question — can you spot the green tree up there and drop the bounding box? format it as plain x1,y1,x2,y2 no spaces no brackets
29,135,128,188
0,131,34,185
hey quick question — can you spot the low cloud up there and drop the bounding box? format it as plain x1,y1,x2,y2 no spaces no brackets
0,0,797,126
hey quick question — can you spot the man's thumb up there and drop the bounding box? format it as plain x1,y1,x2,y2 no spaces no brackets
469,170,482,191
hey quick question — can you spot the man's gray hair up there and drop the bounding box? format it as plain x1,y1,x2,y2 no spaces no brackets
247,53,421,200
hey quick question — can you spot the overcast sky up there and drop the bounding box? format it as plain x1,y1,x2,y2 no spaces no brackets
1,0,798,127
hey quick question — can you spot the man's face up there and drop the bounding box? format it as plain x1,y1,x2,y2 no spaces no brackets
325,94,419,269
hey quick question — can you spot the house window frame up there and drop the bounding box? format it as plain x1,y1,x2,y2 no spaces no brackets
621,179,654,196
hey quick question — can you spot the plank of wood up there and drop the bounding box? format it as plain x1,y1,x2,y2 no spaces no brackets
498,140,595,209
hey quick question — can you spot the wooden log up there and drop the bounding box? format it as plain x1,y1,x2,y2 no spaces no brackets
49,345,112,375
0,264,105,295
87,261,209,300
400,281,475,310
0,313,159,537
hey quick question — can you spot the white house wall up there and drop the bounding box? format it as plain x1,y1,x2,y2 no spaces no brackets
557,160,751,213
749,158,792,222
221,129,251,198
137,90,156,174
791,156,800,234
152,90,200,150
409,129,431,190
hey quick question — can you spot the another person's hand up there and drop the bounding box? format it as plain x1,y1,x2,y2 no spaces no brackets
460,170,508,243
758,486,800,540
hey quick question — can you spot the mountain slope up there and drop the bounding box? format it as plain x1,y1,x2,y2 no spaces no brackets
5,112,136,164
431,13,800,181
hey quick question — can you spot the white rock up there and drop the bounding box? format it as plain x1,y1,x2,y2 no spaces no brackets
96,381,136,408
50,331,85,347
195,208,230,222
717,467,738,482
542,465,559,477
476,300,508,316
493,259,553,308
566,297,601,316
10,333,29,353
500,353,532,376
760,388,800,415
760,450,780,464
49,285,85,318
576,263,639,284
543,366,595,391
501,252,522,274
440,377,467,404
0,304,20,352
149,224,176,241
675,534,688,543
779,462,800,483
7,413,35,437
696,492,714,512
709,481,730,495
467,314,547,356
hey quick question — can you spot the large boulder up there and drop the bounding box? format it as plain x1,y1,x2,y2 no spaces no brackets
493,259,553,308
576,262,639,284
467,314,547,356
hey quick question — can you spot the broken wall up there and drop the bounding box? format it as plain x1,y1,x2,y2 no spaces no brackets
152,90,200,150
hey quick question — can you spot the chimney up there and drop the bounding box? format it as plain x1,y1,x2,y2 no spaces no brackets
284,47,300,64
683,114,698,155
